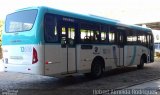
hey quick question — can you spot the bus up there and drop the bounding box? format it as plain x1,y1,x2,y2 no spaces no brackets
2,6,154,78
152,30,160,57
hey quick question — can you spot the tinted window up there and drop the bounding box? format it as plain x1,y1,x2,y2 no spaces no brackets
109,26,116,44
100,25,109,43
44,14,58,43
5,10,37,32
137,31,147,46
126,30,137,44
80,22,100,43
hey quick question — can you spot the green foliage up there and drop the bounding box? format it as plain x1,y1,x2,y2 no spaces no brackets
0,20,3,45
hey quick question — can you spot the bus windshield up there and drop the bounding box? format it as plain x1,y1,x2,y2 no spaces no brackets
5,9,37,33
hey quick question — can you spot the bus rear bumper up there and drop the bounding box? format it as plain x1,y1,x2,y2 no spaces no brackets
3,64,44,75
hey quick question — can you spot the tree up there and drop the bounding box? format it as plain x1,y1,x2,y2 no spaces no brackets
0,20,3,45
0,20,3,58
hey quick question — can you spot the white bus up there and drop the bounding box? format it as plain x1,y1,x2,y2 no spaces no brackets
2,6,154,78
152,30,160,57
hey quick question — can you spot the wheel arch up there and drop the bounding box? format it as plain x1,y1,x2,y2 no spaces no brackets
91,56,105,70
141,53,147,63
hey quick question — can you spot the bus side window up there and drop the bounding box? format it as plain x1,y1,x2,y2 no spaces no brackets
44,13,58,43
109,26,116,44
80,22,100,43
80,29,89,42
125,30,137,45
137,31,147,46
68,27,75,46
101,32,106,42
109,32,115,43
94,31,100,42
100,25,109,43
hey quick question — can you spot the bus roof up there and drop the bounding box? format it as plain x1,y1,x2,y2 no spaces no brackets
14,6,151,32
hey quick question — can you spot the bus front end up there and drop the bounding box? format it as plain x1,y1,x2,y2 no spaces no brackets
2,8,44,75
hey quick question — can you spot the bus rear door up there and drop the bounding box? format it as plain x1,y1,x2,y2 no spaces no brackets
117,29,125,66
60,21,77,74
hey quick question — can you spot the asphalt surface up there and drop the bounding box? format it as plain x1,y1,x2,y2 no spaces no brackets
125,79,160,95
0,59,160,95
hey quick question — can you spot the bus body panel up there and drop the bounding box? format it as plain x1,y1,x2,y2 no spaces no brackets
44,44,64,75
3,45,33,65
76,45,120,72
44,43,77,75
67,47,76,73
124,45,151,66
124,46,137,66
44,44,77,76
2,45,44,75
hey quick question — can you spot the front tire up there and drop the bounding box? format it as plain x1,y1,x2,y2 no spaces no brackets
137,56,144,69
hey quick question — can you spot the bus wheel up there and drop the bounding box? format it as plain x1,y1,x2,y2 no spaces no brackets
91,60,103,78
84,73,91,77
137,56,144,69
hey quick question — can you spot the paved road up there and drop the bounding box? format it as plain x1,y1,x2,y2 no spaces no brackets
126,79,160,95
0,60,160,95
107,79,160,95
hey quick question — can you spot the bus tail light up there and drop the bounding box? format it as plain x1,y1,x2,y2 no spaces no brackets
45,61,48,64
32,47,38,64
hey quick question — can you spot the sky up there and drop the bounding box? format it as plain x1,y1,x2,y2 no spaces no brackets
0,0,160,24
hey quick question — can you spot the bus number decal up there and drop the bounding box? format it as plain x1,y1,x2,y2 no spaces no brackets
20,46,32,52
95,47,98,52
93,47,100,54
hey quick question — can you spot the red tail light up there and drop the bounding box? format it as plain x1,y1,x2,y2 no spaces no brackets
32,47,38,64
45,61,48,64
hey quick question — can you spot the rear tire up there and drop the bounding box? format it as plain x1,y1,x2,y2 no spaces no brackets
84,73,91,77
91,60,103,78
137,56,144,69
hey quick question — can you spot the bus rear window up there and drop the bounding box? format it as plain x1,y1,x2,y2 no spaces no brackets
5,9,37,33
